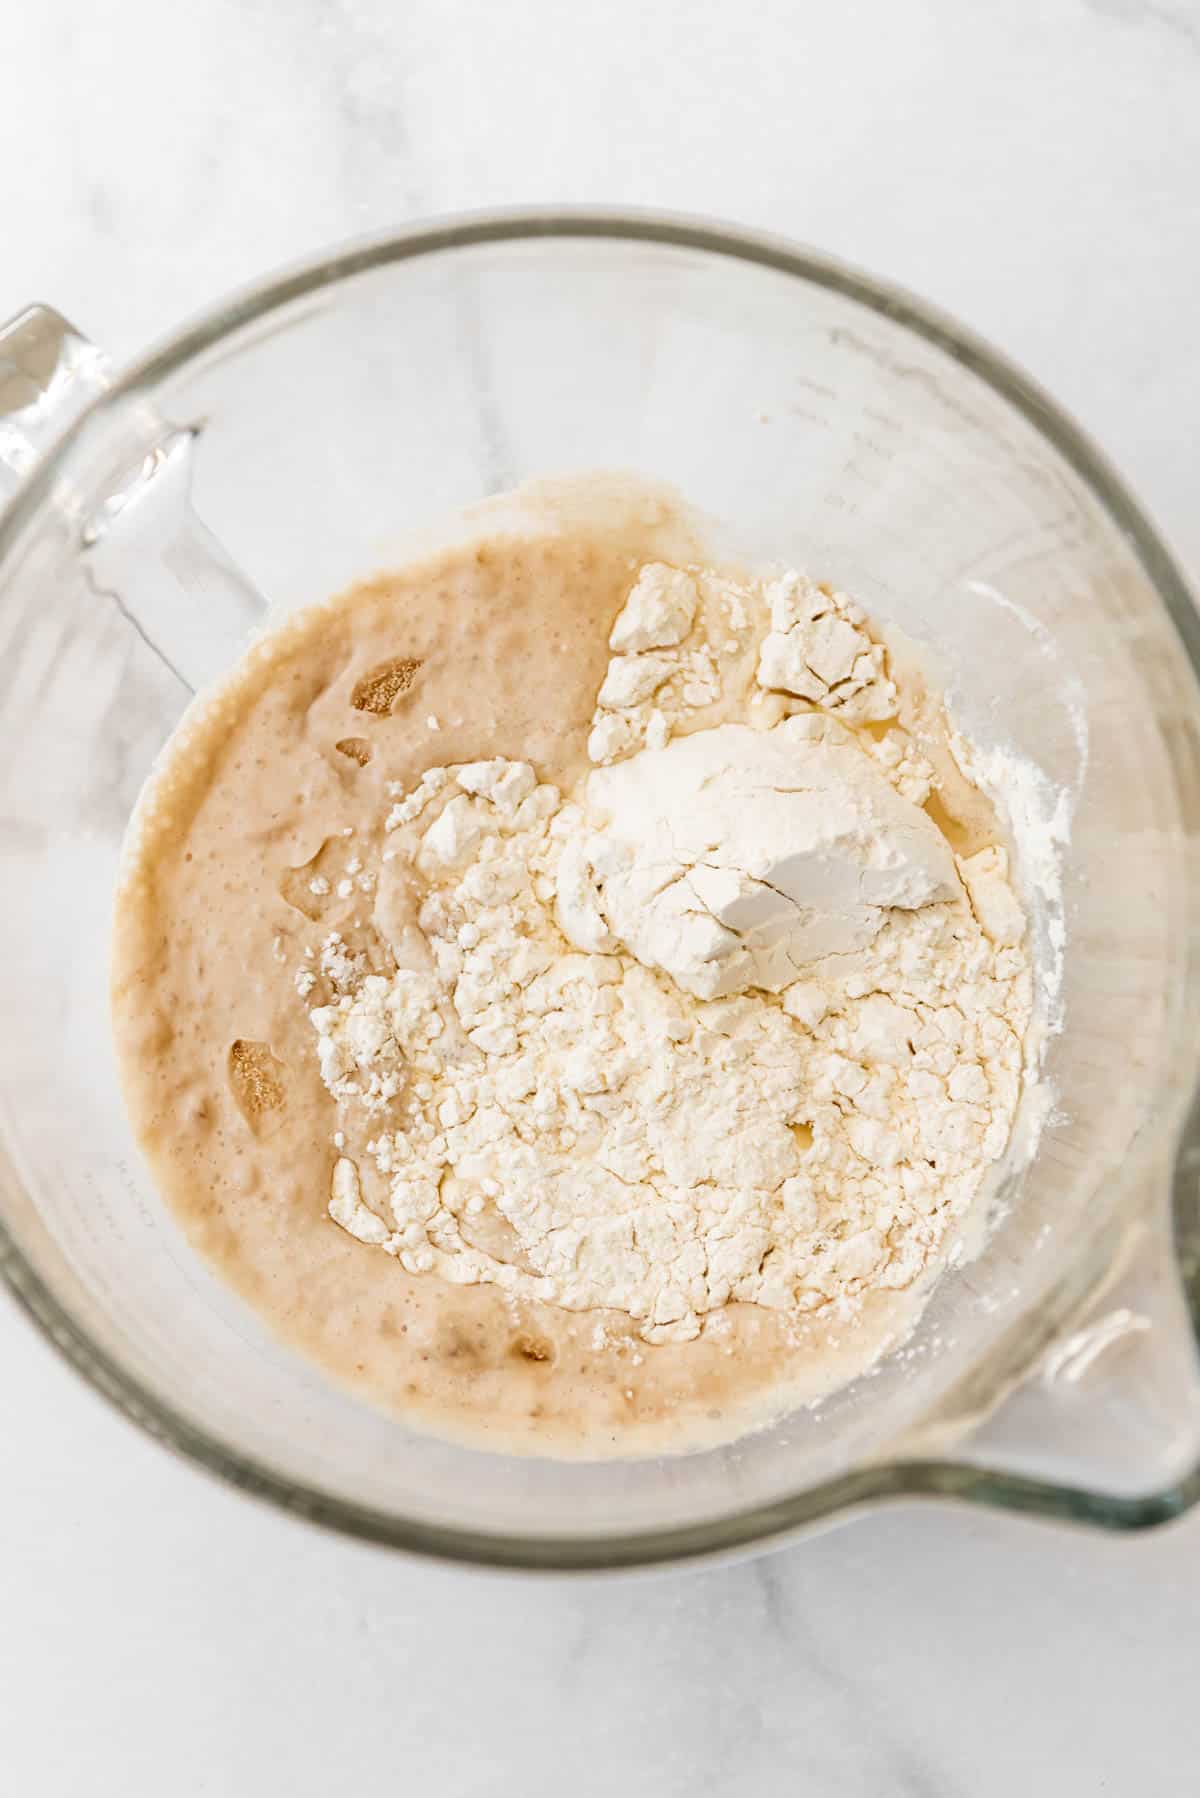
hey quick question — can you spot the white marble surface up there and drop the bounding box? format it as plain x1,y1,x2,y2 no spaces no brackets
3,1,1200,1790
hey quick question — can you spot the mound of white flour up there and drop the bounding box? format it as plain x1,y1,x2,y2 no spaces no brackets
307,564,1032,1345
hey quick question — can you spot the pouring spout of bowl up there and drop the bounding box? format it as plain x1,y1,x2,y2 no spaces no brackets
889,1123,1200,1530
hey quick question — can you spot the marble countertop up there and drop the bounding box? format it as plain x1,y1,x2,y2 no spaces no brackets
4,1,1199,1790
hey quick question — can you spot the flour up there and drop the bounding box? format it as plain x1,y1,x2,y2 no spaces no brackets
583,563,740,764
949,728,1073,1025
607,562,699,651
299,558,1035,1348
756,572,898,722
567,716,960,998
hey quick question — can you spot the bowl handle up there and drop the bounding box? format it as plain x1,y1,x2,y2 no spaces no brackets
0,304,266,688
0,306,111,502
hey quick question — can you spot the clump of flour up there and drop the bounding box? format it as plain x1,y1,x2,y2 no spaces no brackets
298,563,1038,1348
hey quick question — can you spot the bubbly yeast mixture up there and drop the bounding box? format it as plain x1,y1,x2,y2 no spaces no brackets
112,486,1021,1457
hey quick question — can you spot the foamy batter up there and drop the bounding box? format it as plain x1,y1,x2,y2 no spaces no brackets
111,481,1029,1457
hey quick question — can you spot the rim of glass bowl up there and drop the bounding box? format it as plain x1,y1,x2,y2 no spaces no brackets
2,207,1200,1570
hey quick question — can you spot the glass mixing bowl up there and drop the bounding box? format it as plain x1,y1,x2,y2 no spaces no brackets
2,211,1199,1570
